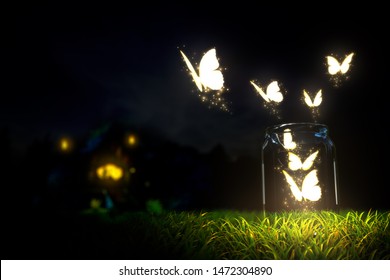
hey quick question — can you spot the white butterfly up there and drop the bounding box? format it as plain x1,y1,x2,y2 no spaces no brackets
288,150,318,171
180,48,224,92
303,89,322,107
250,80,284,103
326,53,354,75
283,129,296,150
282,170,322,202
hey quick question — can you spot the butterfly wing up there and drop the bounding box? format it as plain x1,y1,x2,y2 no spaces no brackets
180,50,203,91
303,90,314,107
326,56,341,75
266,81,283,102
283,129,297,150
199,48,224,91
250,81,270,102
288,152,303,171
313,90,322,107
302,150,319,170
340,53,354,74
301,169,321,201
304,90,322,108
282,170,303,201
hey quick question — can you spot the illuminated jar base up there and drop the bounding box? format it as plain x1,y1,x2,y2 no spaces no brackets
261,123,340,212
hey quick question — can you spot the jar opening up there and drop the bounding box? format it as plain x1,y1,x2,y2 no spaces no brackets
266,122,328,134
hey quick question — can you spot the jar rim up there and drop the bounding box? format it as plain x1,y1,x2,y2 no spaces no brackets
265,122,328,134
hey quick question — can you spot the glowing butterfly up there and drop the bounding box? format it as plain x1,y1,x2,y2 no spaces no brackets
250,81,283,103
288,150,319,171
303,90,322,107
326,53,354,75
283,129,296,150
282,170,322,202
180,48,224,91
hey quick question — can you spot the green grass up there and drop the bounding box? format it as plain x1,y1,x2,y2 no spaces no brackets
70,209,390,259
5,209,389,259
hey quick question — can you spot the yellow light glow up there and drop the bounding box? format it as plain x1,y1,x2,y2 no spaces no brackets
59,138,71,152
282,170,322,202
61,140,69,150
96,163,123,181
303,89,322,107
180,48,224,92
250,80,283,103
128,135,136,146
283,129,296,150
288,150,318,171
326,53,354,75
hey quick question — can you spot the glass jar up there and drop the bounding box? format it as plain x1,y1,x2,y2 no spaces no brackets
261,123,340,212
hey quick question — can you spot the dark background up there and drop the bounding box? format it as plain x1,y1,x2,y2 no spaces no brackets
1,2,388,213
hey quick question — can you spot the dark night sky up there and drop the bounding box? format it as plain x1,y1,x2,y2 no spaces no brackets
1,3,388,209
